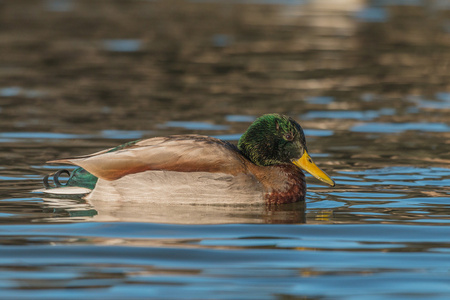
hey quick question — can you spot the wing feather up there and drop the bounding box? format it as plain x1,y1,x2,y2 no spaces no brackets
47,135,248,180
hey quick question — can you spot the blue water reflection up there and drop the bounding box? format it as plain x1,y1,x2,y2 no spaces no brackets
0,87,44,98
45,0,73,12
212,133,243,140
351,122,450,133
225,115,256,122
355,7,388,22
305,96,334,105
212,34,233,47
408,94,450,109
436,92,450,102
102,40,142,52
303,129,334,136
0,131,149,141
301,108,395,120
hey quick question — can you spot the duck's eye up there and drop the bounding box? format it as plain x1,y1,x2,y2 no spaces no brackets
284,133,293,141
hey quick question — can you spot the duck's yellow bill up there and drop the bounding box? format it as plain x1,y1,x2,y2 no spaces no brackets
292,151,335,187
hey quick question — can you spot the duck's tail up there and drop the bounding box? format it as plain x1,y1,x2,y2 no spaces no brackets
39,167,98,195
43,169,71,189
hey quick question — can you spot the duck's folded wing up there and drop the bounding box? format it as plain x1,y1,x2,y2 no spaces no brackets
47,136,248,181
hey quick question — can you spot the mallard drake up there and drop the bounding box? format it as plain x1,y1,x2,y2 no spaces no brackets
43,114,334,205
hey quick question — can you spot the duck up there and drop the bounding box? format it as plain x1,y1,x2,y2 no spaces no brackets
43,114,335,205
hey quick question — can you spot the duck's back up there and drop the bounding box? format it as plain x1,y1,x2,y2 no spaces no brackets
50,135,250,180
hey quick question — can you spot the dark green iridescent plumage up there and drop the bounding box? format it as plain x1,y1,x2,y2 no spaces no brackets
65,167,98,189
237,114,307,166
65,139,141,189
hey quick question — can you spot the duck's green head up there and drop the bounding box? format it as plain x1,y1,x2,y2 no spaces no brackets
238,114,335,186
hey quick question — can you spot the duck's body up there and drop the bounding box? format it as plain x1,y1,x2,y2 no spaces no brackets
43,114,334,205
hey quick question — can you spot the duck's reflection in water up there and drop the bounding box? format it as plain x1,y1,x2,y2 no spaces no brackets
41,196,305,224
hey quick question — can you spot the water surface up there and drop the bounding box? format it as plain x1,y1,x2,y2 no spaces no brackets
0,0,449,299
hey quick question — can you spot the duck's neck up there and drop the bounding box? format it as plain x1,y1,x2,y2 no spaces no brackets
247,164,306,204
